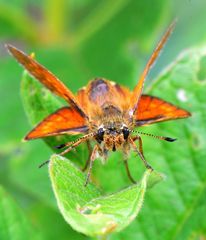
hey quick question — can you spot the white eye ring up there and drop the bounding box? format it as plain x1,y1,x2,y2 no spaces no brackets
98,124,106,131
121,124,127,129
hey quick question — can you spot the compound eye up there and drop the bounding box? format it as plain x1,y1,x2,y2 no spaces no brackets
122,126,130,140
96,128,105,143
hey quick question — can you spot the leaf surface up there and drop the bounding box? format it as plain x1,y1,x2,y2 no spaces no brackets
49,154,163,236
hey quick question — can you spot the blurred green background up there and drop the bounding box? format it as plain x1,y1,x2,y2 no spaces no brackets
0,0,206,239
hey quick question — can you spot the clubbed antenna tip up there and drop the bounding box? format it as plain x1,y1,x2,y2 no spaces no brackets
55,143,66,149
164,137,177,142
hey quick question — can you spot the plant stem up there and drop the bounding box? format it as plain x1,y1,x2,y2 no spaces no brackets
99,235,109,240
44,0,67,43
69,0,129,50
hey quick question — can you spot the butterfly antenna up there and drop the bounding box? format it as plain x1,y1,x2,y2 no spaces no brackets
58,133,95,156
132,130,177,142
38,160,50,168
54,132,95,150
54,143,67,149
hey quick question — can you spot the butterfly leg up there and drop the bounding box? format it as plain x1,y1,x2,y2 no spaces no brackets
38,160,50,168
82,140,92,172
84,145,99,187
123,158,136,184
130,136,153,170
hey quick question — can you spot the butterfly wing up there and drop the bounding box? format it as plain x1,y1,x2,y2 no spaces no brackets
135,95,191,126
129,21,176,116
25,107,88,140
6,44,88,119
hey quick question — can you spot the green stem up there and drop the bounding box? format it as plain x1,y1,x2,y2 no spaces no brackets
44,0,67,43
91,235,109,240
69,0,129,50
98,235,109,240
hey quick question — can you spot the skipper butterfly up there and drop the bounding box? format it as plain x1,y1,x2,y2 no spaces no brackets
6,22,191,186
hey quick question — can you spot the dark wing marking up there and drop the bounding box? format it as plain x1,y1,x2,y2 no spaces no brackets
135,95,191,126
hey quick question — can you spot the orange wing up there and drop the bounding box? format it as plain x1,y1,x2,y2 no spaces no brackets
6,44,88,119
25,107,88,140
135,95,191,126
129,21,176,116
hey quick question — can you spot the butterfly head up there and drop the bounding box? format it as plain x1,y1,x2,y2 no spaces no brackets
95,122,130,152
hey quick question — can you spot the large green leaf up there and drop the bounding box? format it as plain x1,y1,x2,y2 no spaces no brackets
49,154,163,236
0,186,42,240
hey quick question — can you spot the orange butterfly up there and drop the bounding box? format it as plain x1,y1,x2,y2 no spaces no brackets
6,21,191,186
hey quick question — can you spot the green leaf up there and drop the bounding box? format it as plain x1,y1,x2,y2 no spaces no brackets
49,154,163,236
28,201,88,240
0,186,42,240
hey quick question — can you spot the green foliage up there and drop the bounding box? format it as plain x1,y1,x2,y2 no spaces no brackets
1,0,206,239
0,186,42,240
